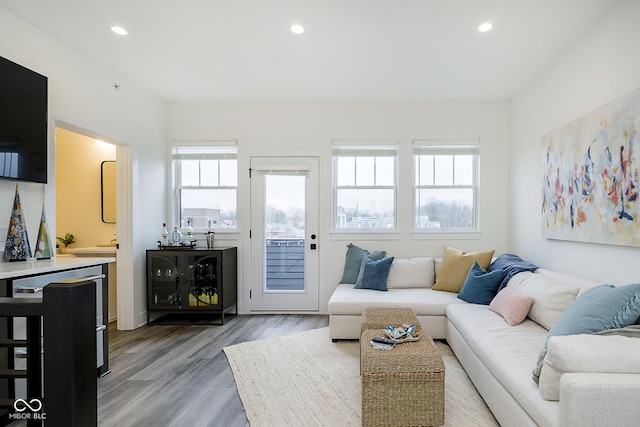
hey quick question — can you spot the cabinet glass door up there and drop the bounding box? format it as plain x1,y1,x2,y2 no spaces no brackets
148,254,181,307
188,254,220,308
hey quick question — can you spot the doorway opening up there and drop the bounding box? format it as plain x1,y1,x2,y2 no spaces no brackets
54,126,118,323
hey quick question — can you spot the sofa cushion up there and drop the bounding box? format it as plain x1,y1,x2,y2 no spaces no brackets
386,257,435,289
457,262,503,305
328,284,465,316
534,268,602,298
354,256,394,291
507,271,579,330
340,243,387,284
539,334,640,401
445,304,559,426
489,287,534,326
432,245,495,293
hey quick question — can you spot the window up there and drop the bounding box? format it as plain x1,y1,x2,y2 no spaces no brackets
172,145,237,230
413,139,479,231
333,144,398,230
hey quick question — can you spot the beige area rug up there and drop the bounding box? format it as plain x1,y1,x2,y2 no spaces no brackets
223,327,498,426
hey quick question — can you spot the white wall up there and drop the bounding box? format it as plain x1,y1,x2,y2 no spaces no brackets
169,100,510,313
509,0,640,285
0,8,167,328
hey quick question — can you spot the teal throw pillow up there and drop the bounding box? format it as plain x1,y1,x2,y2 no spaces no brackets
457,261,504,305
340,243,387,284
546,283,640,341
533,283,640,383
354,255,395,291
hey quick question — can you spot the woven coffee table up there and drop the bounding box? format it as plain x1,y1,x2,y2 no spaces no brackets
360,329,445,427
360,307,420,336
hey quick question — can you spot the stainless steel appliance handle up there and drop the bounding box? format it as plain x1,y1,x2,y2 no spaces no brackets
14,287,43,294
83,274,106,281
96,325,107,332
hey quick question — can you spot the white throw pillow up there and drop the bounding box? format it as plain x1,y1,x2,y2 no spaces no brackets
539,334,640,401
434,257,442,278
386,257,434,289
507,271,579,330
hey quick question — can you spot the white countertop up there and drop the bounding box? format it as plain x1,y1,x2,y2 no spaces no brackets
0,256,116,279
66,246,117,255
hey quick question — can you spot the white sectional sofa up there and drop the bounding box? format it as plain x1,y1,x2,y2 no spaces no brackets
328,252,640,427
329,257,464,340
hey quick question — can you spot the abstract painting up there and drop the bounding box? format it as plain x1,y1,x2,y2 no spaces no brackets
542,86,640,247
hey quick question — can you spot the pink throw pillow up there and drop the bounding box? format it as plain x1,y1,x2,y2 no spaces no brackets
489,287,534,326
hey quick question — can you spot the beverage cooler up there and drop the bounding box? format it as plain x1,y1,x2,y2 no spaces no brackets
10,265,107,398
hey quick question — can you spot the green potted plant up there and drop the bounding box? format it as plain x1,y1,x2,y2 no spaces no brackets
56,232,75,254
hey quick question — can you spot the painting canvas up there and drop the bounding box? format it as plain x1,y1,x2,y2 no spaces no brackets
542,86,640,247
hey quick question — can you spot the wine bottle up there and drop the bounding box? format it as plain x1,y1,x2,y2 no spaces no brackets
161,223,169,246
184,220,194,244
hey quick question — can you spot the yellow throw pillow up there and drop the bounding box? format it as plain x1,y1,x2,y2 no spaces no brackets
433,245,495,293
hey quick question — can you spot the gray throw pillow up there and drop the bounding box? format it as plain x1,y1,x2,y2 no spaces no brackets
340,243,386,284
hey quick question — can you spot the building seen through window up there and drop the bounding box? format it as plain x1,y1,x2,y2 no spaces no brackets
172,145,237,230
333,144,398,230
413,139,479,231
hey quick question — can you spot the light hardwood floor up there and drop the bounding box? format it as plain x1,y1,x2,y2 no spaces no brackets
98,314,329,427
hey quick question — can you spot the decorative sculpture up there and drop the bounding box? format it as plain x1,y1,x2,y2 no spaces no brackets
3,184,32,261
34,205,53,259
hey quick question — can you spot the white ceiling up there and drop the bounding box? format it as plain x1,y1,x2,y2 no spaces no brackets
0,0,618,103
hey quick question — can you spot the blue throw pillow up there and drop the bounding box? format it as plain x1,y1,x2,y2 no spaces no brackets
532,283,640,384
354,255,395,291
340,243,387,284
457,261,504,305
546,283,640,342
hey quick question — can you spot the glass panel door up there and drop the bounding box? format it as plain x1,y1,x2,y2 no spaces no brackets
265,174,306,291
250,157,319,311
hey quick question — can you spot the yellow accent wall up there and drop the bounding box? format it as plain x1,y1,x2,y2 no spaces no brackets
55,127,118,321
55,127,116,246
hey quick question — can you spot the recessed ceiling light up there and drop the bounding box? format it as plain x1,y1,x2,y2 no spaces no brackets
290,24,304,35
110,25,128,36
478,22,493,33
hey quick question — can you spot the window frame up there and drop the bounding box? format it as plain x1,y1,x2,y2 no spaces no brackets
332,141,399,234
412,139,480,236
171,142,238,232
